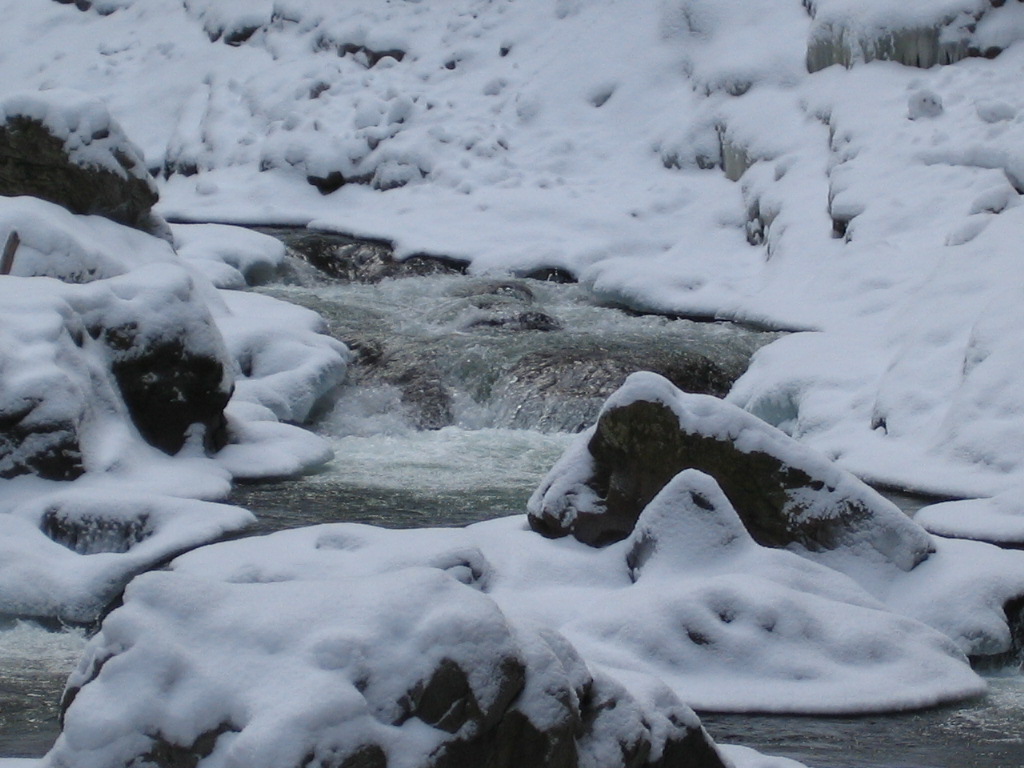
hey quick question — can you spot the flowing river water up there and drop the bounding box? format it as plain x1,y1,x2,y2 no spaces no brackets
2,244,1023,767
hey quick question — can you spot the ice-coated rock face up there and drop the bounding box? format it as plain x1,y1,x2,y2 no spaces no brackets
804,0,1024,72
0,90,161,233
51,563,728,768
529,372,934,571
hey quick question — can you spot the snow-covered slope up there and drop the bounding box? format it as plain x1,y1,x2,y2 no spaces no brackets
4,0,1024,511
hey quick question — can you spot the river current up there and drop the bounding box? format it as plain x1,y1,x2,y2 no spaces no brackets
2,256,1023,767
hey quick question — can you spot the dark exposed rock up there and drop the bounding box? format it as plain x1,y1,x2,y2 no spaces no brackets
221,25,259,46
0,113,159,232
652,724,728,768
511,346,738,401
303,744,388,768
314,36,407,67
0,398,83,481
492,345,743,433
336,43,407,67
399,656,525,735
529,372,934,570
136,724,239,768
430,707,577,768
259,228,466,282
307,170,374,195
390,365,454,430
40,507,151,555
100,326,232,454
576,674,727,768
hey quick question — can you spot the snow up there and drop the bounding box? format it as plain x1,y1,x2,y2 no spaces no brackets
214,289,349,425
1,0,1006,504
0,90,154,188
0,122,347,626
0,491,253,624
172,223,286,289
5,0,1024,764
530,371,933,572
0,197,169,283
916,489,1024,545
50,474,988,768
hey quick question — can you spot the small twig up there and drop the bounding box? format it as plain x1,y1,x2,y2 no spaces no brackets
1,231,20,276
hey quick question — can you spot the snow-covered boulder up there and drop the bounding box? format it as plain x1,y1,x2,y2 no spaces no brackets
0,261,234,469
0,90,161,233
88,264,234,455
529,372,933,571
172,223,287,289
0,196,174,284
0,281,91,481
50,563,728,768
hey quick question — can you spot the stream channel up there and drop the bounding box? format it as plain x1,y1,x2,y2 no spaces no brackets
2,233,1023,767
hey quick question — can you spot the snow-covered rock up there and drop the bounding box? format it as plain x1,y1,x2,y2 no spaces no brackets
0,90,161,233
0,121,348,624
45,494,988,768
0,490,252,625
172,223,286,289
916,488,1024,546
50,563,728,768
530,372,932,572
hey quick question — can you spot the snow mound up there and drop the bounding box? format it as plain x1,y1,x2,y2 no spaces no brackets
155,505,984,717
916,489,1024,545
171,223,286,289
216,289,349,425
0,197,172,283
51,563,727,768
0,489,251,624
570,471,982,713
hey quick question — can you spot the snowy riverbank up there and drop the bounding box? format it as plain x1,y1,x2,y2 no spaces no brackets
3,0,1024,525
5,1,1024,766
